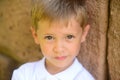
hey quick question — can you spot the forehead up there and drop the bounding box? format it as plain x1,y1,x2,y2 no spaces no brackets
38,16,81,29
37,17,82,36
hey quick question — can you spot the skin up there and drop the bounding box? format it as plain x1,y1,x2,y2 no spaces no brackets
31,16,90,74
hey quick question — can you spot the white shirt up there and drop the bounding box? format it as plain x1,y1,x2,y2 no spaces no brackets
12,58,95,80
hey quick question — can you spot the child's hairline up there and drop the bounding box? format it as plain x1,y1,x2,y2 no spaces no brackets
31,0,88,32
32,10,88,32
37,14,80,28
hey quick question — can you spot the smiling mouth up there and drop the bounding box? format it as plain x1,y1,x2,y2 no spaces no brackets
55,56,67,60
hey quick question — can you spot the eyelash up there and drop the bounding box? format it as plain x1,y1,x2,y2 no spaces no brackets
44,35,75,40
44,36,54,40
66,35,75,39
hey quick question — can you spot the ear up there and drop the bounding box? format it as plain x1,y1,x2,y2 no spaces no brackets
30,27,39,44
81,25,90,42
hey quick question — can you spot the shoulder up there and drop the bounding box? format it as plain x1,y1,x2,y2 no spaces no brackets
17,59,42,72
11,59,43,80
75,65,95,80
74,59,95,80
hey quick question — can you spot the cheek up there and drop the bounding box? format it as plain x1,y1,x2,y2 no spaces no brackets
73,45,81,53
67,42,81,54
39,43,52,55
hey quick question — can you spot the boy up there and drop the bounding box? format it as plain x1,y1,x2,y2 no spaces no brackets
12,0,95,80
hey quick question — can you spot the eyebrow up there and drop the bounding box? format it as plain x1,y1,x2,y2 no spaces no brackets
43,33,54,35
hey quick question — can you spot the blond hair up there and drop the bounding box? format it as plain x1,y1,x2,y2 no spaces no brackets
31,0,88,31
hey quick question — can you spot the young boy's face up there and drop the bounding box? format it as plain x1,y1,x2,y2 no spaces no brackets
32,17,90,72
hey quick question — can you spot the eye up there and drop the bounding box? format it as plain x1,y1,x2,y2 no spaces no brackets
66,35,75,39
44,35,54,40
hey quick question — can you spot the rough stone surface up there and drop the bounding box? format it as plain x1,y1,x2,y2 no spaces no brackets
0,0,42,79
0,0,42,62
78,0,108,80
107,0,120,80
0,54,17,80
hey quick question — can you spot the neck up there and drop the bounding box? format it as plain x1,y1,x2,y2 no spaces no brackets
45,59,73,75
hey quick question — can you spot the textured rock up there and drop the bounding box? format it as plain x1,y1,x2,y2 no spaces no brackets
108,0,120,80
0,0,42,79
0,0,42,63
78,0,108,80
0,54,17,80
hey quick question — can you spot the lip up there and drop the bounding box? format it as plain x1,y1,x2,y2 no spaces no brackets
55,56,67,60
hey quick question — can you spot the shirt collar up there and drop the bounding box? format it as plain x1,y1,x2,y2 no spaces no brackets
54,58,83,80
39,58,83,80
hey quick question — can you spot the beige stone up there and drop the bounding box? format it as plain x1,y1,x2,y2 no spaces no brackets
108,0,120,80
78,0,108,80
0,54,17,80
0,0,42,79
0,0,42,63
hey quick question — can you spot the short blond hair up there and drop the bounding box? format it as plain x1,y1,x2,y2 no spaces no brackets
31,0,88,31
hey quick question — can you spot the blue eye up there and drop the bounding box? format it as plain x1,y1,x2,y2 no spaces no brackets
66,35,75,39
44,36,54,40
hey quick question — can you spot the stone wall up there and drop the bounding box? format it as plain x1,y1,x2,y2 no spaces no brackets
107,0,120,79
0,0,42,80
0,0,120,80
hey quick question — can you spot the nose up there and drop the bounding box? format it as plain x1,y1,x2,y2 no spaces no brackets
53,40,64,54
